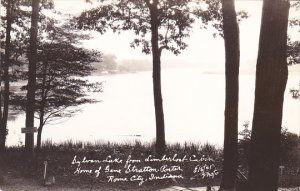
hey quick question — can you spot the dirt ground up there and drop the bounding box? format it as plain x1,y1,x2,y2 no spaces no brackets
1,174,300,191
0,172,163,191
0,171,142,191
0,176,118,191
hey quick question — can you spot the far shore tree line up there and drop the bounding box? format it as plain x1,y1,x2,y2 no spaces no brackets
0,0,299,190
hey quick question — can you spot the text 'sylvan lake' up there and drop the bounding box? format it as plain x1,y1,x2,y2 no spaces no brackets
7,68,300,146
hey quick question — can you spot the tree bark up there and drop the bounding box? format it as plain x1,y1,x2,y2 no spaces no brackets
25,0,40,153
36,117,43,151
0,0,12,152
147,0,166,155
0,78,2,147
36,61,47,152
219,0,240,190
248,0,290,190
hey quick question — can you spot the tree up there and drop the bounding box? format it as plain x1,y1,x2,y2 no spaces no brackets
12,44,102,151
247,0,290,190
0,0,12,152
25,0,40,153
192,1,247,189
0,0,49,151
219,0,240,190
75,0,194,155
239,124,300,168
11,17,102,151
280,128,300,166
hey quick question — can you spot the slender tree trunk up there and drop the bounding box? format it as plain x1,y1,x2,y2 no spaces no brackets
248,0,290,190
36,115,44,151
25,0,40,153
148,0,166,155
219,0,240,190
36,61,47,152
0,0,12,152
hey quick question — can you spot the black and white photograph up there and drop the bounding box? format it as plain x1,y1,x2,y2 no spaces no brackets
0,0,299,190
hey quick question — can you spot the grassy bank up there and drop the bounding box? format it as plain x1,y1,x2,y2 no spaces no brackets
0,141,222,190
1,140,300,190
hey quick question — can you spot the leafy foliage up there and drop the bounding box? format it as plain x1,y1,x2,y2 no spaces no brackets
193,0,248,37
289,83,300,99
12,51,102,126
287,39,300,65
290,1,300,32
287,1,300,65
238,121,251,167
0,0,56,83
10,15,103,127
287,2,300,99
280,128,300,164
238,121,300,167
74,0,195,55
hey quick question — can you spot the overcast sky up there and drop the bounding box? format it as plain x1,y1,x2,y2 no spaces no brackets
53,0,300,70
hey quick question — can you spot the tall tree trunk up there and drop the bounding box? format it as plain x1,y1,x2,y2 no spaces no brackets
25,0,40,153
0,69,3,151
248,0,290,190
219,0,240,190
0,76,2,134
0,58,2,128
148,0,166,155
0,0,12,152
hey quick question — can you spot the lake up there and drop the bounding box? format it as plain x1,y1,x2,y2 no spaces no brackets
6,68,300,147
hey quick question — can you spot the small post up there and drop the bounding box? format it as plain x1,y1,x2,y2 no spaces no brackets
279,165,285,187
43,161,48,180
206,185,211,191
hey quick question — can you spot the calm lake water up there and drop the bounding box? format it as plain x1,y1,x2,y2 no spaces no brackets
6,68,300,147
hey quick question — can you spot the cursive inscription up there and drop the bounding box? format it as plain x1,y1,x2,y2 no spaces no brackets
71,154,219,186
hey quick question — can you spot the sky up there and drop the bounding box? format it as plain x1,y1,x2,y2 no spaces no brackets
52,0,300,71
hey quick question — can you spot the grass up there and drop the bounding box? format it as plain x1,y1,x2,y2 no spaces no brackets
1,140,300,190
0,140,223,190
